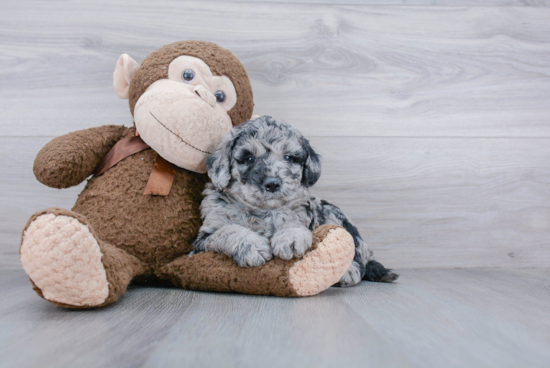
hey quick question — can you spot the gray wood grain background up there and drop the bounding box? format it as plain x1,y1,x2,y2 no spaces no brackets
1,0,549,270
2,2,550,368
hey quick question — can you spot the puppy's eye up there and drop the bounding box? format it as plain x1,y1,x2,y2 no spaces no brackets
246,156,256,164
182,69,195,82
284,155,293,162
215,90,226,103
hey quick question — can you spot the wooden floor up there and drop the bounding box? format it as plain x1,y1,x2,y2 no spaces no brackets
0,268,548,368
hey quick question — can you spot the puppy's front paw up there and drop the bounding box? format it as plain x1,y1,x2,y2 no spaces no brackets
232,233,273,267
271,227,313,260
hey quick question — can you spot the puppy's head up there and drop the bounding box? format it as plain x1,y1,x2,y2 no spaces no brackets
207,116,321,208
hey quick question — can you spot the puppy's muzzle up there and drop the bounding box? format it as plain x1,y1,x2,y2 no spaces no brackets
263,177,282,193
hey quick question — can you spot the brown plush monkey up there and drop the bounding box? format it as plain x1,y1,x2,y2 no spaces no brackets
20,41,355,309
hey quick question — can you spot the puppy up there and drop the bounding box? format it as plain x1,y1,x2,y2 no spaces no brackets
193,116,398,286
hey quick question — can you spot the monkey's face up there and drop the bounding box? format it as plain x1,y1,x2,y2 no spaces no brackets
114,42,254,174
133,56,237,173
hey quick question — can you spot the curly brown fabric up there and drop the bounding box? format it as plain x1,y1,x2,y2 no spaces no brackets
71,127,208,270
33,125,130,189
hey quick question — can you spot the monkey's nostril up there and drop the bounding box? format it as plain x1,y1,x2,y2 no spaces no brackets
263,177,282,193
193,85,216,107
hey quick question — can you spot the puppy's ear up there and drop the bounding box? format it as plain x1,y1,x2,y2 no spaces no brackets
207,132,240,190
302,138,322,187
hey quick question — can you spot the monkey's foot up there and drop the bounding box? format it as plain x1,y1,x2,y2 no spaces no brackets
158,224,355,297
287,225,355,296
20,209,109,308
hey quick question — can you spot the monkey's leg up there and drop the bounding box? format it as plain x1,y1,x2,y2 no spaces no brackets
157,225,355,297
20,208,146,309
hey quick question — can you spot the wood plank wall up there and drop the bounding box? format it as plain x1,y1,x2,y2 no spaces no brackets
1,0,549,270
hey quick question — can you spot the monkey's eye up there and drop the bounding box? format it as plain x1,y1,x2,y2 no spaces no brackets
246,156,256,164
215,90,226,103
182,69,195,82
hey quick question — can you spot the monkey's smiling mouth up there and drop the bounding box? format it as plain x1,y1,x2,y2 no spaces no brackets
149,111,212,155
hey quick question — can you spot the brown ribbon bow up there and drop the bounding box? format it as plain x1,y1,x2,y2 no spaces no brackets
94,135,176,196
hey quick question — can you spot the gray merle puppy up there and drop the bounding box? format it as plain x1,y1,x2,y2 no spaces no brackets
193,116,398,286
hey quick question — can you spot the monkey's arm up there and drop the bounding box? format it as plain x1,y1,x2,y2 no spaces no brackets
33,125,131,189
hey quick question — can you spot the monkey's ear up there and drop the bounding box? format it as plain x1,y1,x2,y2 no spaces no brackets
113,54,140,99
302,138,322,187
207,132,240,190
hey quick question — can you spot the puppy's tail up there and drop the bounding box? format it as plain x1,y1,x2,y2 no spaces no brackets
363,260,399,283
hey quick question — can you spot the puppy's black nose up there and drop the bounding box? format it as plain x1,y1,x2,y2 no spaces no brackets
263,177,281,193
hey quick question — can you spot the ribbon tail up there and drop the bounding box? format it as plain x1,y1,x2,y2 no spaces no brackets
143,154,176,196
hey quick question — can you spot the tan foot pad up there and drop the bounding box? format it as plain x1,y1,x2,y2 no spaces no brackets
20,213,109,307
289,227,355,296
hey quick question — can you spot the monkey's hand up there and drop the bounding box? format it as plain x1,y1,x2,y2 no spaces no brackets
33,125,130,189
271,226,313,260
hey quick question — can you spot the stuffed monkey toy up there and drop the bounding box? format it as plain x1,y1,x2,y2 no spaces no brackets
20,41,355,309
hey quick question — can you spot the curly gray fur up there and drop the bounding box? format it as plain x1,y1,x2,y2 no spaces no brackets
193,116,398,286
